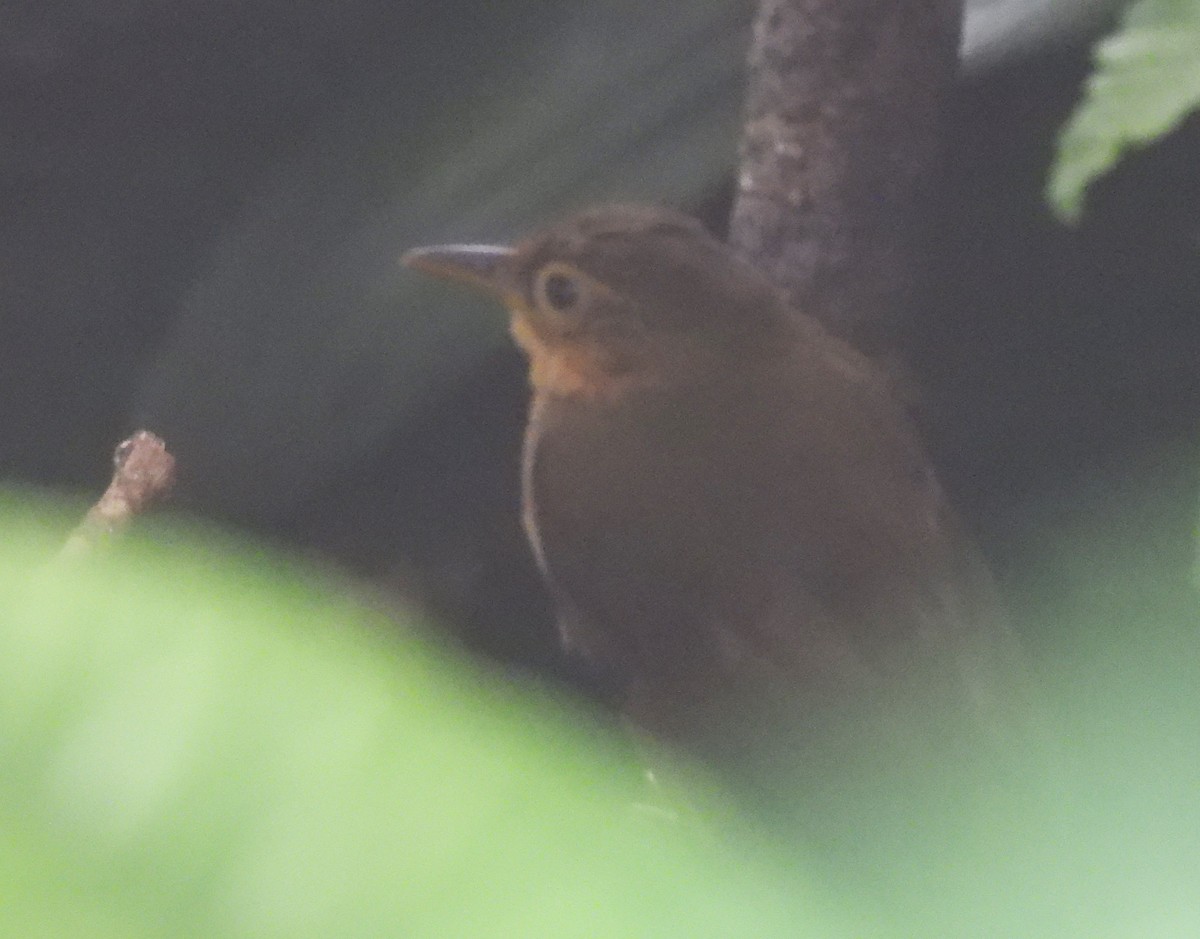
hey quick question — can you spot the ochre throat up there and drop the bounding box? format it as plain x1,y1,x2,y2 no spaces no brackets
508,310,635,401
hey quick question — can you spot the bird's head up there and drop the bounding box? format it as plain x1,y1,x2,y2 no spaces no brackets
403,204,789,399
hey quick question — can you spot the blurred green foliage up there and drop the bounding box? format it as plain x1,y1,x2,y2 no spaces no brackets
1049,0,1200,219
0,495,855,938
2,450,1198,936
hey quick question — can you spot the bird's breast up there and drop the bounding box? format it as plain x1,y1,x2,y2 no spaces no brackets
521,380,802,666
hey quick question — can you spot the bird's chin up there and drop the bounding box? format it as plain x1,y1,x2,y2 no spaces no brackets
506,308,547,359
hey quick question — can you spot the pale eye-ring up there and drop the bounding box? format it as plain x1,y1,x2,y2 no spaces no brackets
534,265,583,313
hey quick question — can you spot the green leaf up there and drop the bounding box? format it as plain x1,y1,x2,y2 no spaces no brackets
1048,0,1200,221
0,496,854,938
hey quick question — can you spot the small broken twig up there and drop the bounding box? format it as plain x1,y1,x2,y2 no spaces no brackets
61,430,177,558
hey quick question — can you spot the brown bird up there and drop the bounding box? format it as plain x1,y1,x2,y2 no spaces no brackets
404,205,1024,813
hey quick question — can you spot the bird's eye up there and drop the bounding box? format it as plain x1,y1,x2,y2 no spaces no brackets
535,267,582,313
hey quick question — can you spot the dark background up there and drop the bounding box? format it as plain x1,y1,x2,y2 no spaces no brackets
2,1,1196,681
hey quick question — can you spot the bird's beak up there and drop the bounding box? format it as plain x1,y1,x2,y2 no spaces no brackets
401,243,520,303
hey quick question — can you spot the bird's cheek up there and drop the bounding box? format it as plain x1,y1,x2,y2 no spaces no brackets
507,298,578,349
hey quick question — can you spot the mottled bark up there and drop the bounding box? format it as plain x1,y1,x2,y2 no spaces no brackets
729,0,963,355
